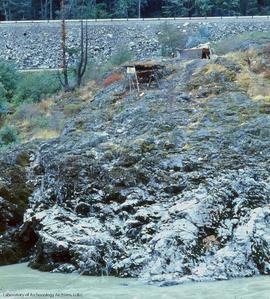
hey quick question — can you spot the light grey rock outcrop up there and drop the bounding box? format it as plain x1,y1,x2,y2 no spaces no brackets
9,56,269,285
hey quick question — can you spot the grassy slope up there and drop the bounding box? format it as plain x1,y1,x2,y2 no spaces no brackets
2,32,270,147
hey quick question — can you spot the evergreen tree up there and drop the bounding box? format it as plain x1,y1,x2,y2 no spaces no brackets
247,0,261,14
162,0,192,17
194,0,213,16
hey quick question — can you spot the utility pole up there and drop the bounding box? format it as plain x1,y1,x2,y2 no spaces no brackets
138,0,141,19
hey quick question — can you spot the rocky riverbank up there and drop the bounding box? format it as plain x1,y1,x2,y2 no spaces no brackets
1,49,270,285
1,20,270,69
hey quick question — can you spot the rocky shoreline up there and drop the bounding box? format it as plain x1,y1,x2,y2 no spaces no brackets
1,53,270,285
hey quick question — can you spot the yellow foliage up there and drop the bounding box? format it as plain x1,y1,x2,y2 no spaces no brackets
226,50,256,67
204,64,228,75
237,71,252,90
32,129,59,140
253,95,270,102
39,99,54,114
74,81,97,102
182,143,191,150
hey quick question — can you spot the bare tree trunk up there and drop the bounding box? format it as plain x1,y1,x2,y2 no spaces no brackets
3,7,8,20
49,0,53,19
8,1,11,20
2,1,9,20
45,0,48,19
76,20,88,88
40,0,43,19
60,0,71,92
94,0,96,18
138,0,141,18
3,0,11,20
67,0,75,18
240,0,247,15
58,1,88,91
76,20,84,87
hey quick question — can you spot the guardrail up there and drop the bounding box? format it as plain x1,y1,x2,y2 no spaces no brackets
0,15,270,24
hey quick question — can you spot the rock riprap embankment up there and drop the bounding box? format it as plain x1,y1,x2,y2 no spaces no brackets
1,20,270,69
0,54,268,285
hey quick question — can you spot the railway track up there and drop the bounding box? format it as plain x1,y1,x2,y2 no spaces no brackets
0,15,270,25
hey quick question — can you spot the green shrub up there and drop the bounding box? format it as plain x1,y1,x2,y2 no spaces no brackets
13,103,42,121
0,60,18,99
64,103,82,116
83,47,132,84
27,116,50,130
83,61,106,82
0,82,7,100
0,100,9,115
83,61,114,84
158,23,187,57
0,83,9,114
0,125,18,147
110,47,133,66
14,72,61,103
186,27,211,48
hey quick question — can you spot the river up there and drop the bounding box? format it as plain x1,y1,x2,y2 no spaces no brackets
0,263,270,299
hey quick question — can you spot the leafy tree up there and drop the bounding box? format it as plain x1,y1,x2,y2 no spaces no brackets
158,22,187,56
58,0,89,91
247,0,262,14
0,125,18,147
162,0,190,17
195,0,214,16
240,0,248,15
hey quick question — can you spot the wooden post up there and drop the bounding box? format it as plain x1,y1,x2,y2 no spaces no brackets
127,66,139,93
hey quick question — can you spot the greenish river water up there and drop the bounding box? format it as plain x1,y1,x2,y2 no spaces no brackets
0,263,270,299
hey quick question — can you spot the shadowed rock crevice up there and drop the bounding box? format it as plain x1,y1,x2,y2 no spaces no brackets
0,144,38,265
